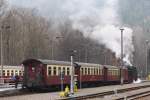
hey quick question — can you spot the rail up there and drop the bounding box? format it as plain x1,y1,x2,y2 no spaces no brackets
58,84,150,100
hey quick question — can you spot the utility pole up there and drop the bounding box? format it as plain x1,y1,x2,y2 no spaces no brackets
70,50,76,95
120,28,124,85
146,40,149,78
51,36,64,60
0,28,3,80
70,53,74,95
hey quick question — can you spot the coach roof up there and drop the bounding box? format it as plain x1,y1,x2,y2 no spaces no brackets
22,59,72,66
38,59,71,66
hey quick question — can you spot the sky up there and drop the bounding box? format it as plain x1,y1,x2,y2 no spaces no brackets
8,0,134,65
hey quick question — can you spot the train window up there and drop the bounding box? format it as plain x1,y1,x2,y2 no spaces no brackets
85,68,87,75
81,68,83,75
53,67,56,75
100,69,102,75
22,71,24,76
48,67,51,76
99,69,101,75
96,68,97,75
19,71,22,76
96,68,98,75
97,68,99,75
63,67,66,75
67,68,70,75
11,70,14,76
7,70,10,76
91,68,93,75
94,68,96,75
3,70,5,76
82,68,84,75
99,69,100,75
88,68,90,75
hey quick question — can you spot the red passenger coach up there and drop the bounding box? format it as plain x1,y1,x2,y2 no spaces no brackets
22,59,79,90
104,65,120,83
77,63,104,87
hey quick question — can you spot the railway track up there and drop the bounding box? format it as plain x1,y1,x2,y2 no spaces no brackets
130,93,150,100
59,84,150,100
123,90,150,100
0,88,39,97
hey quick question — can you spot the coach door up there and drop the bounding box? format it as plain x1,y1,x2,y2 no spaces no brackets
74,63,80,87
28,64,36,81
28,63,45,87
35,64,45,86
104,66,107,81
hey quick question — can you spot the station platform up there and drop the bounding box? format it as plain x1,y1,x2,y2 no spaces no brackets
58,81,150,99
1,81,150,100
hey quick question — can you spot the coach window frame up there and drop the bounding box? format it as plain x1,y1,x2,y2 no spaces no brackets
62,67,65,76
85,67,87,75
67,67,70,75
48,66,51,76
3,70,5,76
53,66,57,76
7,70,9,76
87,68,90,75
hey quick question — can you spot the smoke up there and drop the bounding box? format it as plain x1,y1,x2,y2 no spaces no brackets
9,0,134,65
87,0,134,65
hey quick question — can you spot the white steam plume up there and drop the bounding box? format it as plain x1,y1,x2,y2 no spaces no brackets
9,0,134,65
